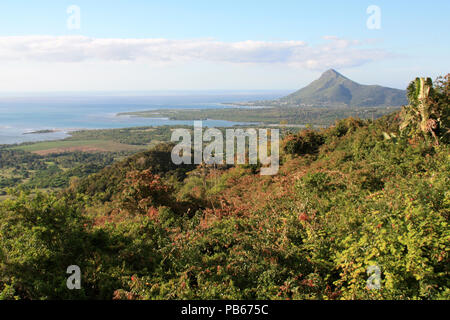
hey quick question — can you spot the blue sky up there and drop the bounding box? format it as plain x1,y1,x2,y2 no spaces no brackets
0,0,448,92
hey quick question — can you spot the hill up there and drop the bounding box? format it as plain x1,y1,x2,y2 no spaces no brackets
253,69,408,108
0,74,448,300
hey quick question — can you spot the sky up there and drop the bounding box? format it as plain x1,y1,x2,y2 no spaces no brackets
0,0,449,92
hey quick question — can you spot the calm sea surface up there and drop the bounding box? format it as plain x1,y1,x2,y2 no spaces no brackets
0,92,288,145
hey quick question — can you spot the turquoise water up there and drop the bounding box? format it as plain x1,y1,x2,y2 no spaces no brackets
0,92,287,145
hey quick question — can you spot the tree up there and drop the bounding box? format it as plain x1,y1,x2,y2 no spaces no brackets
400,76,449,144
120,169,173,215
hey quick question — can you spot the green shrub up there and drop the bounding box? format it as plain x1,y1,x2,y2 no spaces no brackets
282,130,324,156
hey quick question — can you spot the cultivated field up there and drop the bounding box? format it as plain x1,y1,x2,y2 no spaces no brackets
12,139,146,155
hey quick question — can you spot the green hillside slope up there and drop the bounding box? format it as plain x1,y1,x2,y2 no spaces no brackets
0,75,448,300
274,69,408,107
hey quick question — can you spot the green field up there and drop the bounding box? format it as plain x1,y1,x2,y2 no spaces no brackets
12,139,146,154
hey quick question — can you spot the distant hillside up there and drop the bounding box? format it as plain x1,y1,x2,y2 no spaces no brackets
247,69,408,108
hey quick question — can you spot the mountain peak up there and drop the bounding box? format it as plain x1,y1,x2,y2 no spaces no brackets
321,69,346,79
324,68,339,74
277,69,407,108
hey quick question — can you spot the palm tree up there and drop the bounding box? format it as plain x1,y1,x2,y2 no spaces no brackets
400,77,440,144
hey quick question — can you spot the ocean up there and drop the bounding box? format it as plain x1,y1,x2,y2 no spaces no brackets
0,91,288,145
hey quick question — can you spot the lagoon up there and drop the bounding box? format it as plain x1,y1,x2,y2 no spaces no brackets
0,91,287,145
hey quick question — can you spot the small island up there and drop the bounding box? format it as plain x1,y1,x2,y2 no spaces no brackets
23,129,61,135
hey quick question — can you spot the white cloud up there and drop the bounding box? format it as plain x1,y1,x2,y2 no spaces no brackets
0,35,392,70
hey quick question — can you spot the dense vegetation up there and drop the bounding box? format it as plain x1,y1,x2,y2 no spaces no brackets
0,75,448,300
0,149,131,194
120,106,398,126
